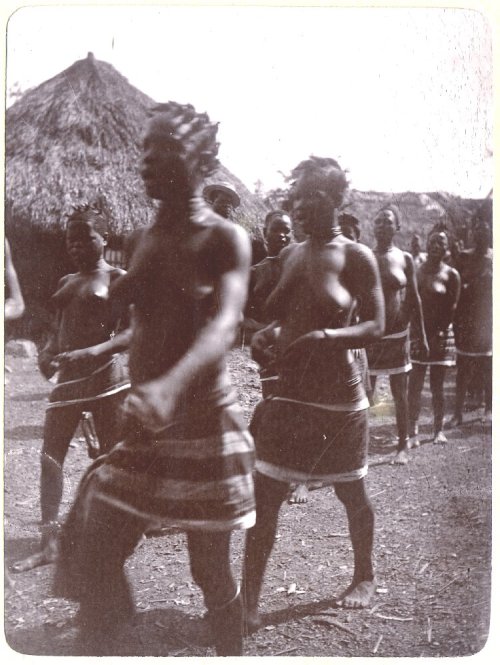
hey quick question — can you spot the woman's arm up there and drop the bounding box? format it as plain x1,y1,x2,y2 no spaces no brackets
443,268,461,329
404,253,429,351
4,240,25,321
124,224,252,430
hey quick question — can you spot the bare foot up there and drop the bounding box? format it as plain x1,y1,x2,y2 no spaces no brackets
445,416,462,429
12,540,58,573
409,435,420,449
288,484,309,505
335,579,377,609
480,411,492,424
392,449,409,465
433,431,448,445
243,609,262,635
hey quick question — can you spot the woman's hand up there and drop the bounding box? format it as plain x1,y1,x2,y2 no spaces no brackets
55,347,98,370
123,378,179,431
283,329,330,360
251,325,280,367
420,331,430,356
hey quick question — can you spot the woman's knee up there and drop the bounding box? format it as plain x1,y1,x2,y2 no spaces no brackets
43,409,80,464
188,532,232,592
335,479,373,511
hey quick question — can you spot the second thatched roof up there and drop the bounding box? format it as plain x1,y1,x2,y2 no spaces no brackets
6,52,267,240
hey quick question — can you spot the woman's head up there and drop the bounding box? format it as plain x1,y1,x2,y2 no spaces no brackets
263,210,293,255
286,156,348,237
472,214,492,249
373,204,401,245
65,205,108,269
141,102,219,200
339,213,361,242
426,230,449,261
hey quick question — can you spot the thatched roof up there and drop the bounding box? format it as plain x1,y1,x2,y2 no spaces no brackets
5,52,268,240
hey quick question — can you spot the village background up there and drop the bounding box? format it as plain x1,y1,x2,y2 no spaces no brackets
3,2,496,660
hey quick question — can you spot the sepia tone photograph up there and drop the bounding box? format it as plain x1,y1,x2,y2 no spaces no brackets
3,2,494,658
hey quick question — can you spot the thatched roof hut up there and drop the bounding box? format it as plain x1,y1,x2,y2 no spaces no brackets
5,52,267,339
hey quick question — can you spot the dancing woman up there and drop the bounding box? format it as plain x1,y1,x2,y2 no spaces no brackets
13,207,131,572
243,156,385,631
53,103,255,656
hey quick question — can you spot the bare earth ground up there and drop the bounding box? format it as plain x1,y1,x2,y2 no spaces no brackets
3,347,493,658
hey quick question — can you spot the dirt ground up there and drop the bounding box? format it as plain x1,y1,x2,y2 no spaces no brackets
3,346,493,658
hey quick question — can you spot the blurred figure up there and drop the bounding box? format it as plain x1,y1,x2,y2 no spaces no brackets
339,212,361,242
53,103,254,656
449,214,492,426
410,233,427,268
4,239,25,321
4,238,25,592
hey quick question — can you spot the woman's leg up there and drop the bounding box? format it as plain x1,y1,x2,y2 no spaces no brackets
367,374,378,406
389,372,410,463
92,391,127,455
242,472,289,629
76,499,146,654
333,478,376,608
187,530,242,656
451,355,472,425
13,405,81,572
41,405,82,524
408,364,427,443
430,365,447,442
481,356,492,421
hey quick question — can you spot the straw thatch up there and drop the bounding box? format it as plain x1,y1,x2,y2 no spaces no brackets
6,53,156,239
5,52,268,339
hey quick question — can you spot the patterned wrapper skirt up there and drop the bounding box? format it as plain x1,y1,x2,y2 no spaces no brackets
251,396,369,485
59,396,256,533
47,354,130,409
411,326,456,366
366,329,411,376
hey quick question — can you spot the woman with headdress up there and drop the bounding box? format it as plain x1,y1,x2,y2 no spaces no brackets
243,156,385,631
366,205,428,464
12,206,131,573
53,102,255,656
448,212,492,425
408,229,461,445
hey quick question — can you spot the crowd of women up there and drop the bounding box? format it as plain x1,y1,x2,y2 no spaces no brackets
7,101,492,656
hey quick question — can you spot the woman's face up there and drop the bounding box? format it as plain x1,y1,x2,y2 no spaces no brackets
66,219,105,268
265,214,293,255
290,190,334,237
473,220,491,248
427,232,448,261
141,116,190,200
373,209,398,244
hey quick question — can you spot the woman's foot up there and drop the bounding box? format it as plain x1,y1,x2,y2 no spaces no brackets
445,415,463,429
433,431,448,445
335,579,377,609
243,609,263,635
480,410,492,424
288,484,309,505
408,435,420,449
392,449,409,465
12,536,58,572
